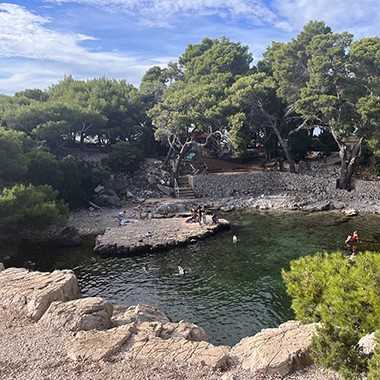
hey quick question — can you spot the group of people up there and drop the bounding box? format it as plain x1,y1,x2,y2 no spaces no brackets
186,206,219,226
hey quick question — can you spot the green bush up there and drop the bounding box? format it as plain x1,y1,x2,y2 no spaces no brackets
283,252,380,378
0,127,28,183
58,156,110,208
0,184,68,232
26,149,63,189
288,129,312,162
103,142,144,173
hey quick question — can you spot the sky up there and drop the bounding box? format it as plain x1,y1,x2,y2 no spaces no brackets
0,0,380,94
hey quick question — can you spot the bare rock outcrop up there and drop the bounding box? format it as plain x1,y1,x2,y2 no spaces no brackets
112,304,208,342
231,321,317,377
126,336,234,371
67,323,137,361
39,297,113,332
0,268,80,321
112,304,170,326
94,218,230,255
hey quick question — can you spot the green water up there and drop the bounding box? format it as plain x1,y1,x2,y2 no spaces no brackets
9,211,380,346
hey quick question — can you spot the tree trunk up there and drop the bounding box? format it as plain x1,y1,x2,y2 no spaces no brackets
173,140,192,182
271,122,296,173
337,139,362,190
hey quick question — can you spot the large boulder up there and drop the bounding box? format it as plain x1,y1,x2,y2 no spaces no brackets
0,268,80,321
159,320,208,342
67,323,137,362
358,332,376,355
125,336,234,371
112,304,170,326
39,297,113,332
231,321,317,377
113,304,208,342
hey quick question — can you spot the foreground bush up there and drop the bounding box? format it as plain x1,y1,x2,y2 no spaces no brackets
283,252,380,378
0,184,68,232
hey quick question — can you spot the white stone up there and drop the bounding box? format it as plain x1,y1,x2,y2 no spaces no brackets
39,297,113,332
0,268,80,321
67,324,136,362
231,321,317,377
358,333,376,355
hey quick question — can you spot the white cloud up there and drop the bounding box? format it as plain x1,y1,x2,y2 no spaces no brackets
273,0,380,36
48,0,288,29
0,3,173,94
48,0,380,36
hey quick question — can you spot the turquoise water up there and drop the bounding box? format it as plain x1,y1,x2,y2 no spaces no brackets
9,211,380,346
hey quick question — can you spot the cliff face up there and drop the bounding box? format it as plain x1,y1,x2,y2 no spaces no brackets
0,266,326,379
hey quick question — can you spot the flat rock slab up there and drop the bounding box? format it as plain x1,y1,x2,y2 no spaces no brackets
67,324,137,361
126,336,233,371
0,268,80,321
39,297,113,332
94,218,230,255
231,321,317,377
112,304,170,326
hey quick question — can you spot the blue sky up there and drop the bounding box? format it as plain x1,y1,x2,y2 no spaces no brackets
1,0,380,94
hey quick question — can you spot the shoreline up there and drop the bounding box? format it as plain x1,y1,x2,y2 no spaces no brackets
69,194,378,239
0,267,341,380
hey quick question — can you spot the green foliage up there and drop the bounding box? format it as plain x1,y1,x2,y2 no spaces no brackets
283,252,380,378
26,149,63,190
0,184,68,232
0,127,28,183
103,142,144,173
288,129,312,162
58,156,109,209
228,113,250,159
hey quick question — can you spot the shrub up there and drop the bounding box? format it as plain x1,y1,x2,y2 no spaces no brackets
283,252,380,378
26,149,63,190
0,184,68,232
103,142,144,173
0,127,28,183
58,156,110,208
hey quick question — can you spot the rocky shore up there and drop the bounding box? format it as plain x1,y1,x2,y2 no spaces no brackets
0,266,341,380
94,217,230,255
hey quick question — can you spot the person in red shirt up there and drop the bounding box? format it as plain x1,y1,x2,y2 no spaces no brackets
345,231,359,256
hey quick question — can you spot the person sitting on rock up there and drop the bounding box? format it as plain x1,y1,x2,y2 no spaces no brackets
212,213,219,225
345,231,359,256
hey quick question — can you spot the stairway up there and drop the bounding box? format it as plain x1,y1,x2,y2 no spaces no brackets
176,176,195,199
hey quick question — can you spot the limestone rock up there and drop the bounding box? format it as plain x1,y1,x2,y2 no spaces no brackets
231,321,316,377
343,208,359,216
159,320,208,342
0,268,80,321
126,336,234,371
112,304,170,326
67,324,136,362
358,332,376,355
39,297,113,332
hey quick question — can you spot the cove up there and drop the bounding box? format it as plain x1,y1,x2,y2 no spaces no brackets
8,211,380,346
